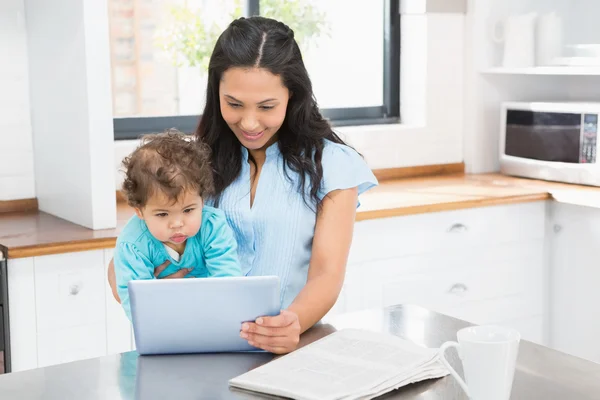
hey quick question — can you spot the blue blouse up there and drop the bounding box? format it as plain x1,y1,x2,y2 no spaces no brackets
206,139,378,309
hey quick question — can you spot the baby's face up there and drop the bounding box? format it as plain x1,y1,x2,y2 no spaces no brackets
135,190,203,251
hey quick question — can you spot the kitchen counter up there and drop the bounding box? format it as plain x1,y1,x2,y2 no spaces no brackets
2,173,600,259
1,304,599,399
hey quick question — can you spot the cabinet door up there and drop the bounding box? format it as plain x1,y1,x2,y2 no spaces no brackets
549,202,600,362
448,298,545,345
323,264,363,320
349,202,546,264
354,239,544,342
503,315,544,345
367,241,542,306
104,249,133,354
7,257,37,372
33,250,107,367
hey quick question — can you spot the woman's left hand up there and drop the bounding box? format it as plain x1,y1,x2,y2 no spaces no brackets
240,309,301,354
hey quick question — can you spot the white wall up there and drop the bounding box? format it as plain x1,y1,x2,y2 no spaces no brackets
25,0,116,229
341,12,465,169
0,0,35,200
1,1,468,199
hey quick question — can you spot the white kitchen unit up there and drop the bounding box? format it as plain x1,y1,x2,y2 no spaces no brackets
327,201,548,345
104,249,135,355
6,257,37,372
9,198,600,369
547,202,600,363
7,249,133,372
34,250,107,368
459,0,600,361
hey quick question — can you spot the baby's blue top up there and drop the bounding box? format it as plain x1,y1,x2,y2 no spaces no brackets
206,139,378,309
114,206,242,320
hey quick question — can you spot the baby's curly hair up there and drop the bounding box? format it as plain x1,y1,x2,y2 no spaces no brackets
121,129,214,209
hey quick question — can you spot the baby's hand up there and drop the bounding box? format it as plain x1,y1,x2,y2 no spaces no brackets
154,260,193,279
164,268,193,279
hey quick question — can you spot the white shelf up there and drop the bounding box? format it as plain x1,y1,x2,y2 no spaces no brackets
482,66,600,76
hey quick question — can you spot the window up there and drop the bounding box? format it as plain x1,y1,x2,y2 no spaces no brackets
109,0,400,140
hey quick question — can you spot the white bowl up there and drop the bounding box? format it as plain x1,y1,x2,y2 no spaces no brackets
567,44,600,58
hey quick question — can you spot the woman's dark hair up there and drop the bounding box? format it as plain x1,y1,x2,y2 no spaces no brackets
196,16,351,211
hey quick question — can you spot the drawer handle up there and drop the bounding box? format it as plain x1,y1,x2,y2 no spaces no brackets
447,223,468,233
448,283,468,295
69,284,81,296
553,224,562,233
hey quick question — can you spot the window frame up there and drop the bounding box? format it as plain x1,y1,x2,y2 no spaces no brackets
113,0,400,140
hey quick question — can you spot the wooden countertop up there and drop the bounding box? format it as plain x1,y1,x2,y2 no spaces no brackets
2,173,600,259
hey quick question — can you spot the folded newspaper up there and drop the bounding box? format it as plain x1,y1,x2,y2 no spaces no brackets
229,328,449,400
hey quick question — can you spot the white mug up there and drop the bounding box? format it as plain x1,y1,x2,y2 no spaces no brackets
536,11,563,66
492,13,537,68
439,325,520,400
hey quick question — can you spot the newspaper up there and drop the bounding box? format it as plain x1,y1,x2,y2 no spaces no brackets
228,329,449,400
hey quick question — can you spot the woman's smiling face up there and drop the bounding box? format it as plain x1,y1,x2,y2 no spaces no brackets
219,67,290,152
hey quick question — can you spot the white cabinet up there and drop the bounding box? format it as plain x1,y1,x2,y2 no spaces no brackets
34,251,107,367
7,248,132,372
17,199,600,369
376,241,543,316
7,257,37,372
327,264,364,319
347,201,546,264
104,249,134,355
548,202,600,363
327,201,548,345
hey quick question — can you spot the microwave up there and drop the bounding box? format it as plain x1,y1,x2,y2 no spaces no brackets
499,101,600,186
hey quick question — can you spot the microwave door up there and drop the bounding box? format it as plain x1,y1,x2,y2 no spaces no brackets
505,110,582,163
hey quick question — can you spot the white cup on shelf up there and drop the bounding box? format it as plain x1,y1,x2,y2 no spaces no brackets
438,325,521,400
492,13,537,68
536,11,563,66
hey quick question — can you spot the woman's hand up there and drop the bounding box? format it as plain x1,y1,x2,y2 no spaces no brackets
240,310,301,354
107,258,193,304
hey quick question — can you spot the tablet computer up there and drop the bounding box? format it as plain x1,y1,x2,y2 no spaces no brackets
128,275,280,355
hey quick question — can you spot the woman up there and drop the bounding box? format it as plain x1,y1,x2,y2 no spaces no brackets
108,16,378,354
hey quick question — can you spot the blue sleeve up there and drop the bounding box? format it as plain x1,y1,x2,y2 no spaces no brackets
200,210,243,277
319,142,379,207
114,242,156,321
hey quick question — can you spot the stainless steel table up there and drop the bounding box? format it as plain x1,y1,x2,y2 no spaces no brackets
1,304,599,399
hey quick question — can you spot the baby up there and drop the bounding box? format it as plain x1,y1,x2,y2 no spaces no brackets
115,130,242,321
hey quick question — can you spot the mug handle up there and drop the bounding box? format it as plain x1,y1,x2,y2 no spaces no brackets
439,341,470,398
